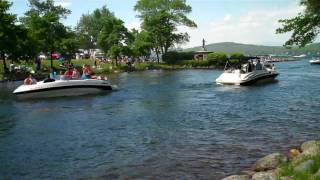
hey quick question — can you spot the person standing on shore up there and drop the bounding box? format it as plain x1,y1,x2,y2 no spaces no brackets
35,56,41,72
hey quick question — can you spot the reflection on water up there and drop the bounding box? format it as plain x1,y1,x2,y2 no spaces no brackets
0,60,320,179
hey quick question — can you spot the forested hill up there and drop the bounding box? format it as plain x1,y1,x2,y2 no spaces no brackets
184,42,320,56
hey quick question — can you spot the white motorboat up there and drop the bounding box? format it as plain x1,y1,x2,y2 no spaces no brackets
309,59,320,64
216,61,279,85
13,79,113,99
293,54,307,58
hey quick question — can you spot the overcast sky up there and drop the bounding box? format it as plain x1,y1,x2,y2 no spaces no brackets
10,0,303,47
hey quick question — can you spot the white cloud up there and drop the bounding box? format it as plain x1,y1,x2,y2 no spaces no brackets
180,3,304,48
54,0,71,8
126,21,141,31
223,14,231,22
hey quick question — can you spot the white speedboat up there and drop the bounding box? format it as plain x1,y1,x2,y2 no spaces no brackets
13,79,113,99
309,59,320,64
216,61,279,85
293,54,307,58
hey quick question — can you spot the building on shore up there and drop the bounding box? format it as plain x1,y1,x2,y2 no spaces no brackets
194,39,213,60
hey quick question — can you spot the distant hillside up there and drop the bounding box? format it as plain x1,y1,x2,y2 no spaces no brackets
184,42,320,56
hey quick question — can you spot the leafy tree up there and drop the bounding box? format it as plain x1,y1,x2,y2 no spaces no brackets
8,25,38,63
76,6,115,50
134,0,197,62
276,0,320,47
22,0,71,69
59,29,80,61
97,12,131,65
129,29,152,61
0,0,19,72
207,52,228,66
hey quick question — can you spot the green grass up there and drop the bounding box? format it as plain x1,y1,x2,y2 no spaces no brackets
278,155,320,180
134,62,175,70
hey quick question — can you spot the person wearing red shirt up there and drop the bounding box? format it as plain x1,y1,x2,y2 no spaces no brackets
64,67,73,80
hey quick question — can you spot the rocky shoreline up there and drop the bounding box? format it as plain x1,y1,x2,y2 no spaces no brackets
223,140,320,180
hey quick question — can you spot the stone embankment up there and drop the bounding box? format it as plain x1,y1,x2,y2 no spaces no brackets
222,140,320,180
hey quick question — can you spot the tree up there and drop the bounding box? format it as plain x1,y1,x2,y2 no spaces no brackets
134,0,197,62
7,25,38,63
59,29,80,61
276,0,320,47
22,0,71,69
129,29,153,61
0,0,18,72
97,15,131,65
76,6,115,50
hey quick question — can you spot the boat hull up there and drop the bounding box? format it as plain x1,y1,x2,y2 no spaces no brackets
310,60,320,64
13,80,113,99
216,70,279,86
240,73,278,85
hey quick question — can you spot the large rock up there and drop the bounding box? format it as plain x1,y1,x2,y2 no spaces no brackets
289,149,301,158
222,175,250,180
253,153,288,171
301,140,320,156
294,160,315,172
241,169,256,176
252,171,276,180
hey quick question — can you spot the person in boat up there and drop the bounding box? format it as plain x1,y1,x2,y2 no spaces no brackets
71,67,80,80
60,70,66,80
64,67,73,80
255,60,262,70
82,64,93,79
247,60,253,72
24,74,36,85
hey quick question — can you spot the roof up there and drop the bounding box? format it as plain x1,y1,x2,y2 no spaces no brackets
194,51,213,54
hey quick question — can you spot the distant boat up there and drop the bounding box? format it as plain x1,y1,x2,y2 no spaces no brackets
293,54,307,58
309,59,320,64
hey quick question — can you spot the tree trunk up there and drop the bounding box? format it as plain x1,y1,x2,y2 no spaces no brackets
155,48,160,64
115,57,118,66
50,51,53,70
1,52,8,74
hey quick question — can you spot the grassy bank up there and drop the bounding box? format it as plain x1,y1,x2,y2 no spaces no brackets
222,140,320,180
278,154,320,179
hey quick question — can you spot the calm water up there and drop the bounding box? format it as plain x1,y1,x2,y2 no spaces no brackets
1,60,320,179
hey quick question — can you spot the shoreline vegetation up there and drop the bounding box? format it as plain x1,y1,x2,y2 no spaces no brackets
0,58,228,81
223,140,320,180
0,51,254,81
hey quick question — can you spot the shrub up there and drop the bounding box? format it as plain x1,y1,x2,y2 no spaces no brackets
230,53,245,60
162,51,194,64
179,60,210,67
207,52,228,66
229,59,239,65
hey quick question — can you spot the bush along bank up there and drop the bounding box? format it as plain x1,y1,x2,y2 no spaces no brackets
162,51,246,68
222,140,320,180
